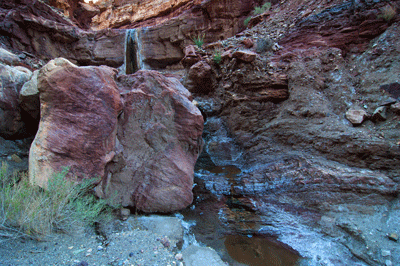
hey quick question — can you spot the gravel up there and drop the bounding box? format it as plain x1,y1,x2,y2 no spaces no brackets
0,216,189,266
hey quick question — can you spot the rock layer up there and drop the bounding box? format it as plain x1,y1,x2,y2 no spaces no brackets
96,70,204,213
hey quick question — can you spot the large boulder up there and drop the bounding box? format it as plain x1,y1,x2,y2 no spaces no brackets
0,63,32,139
29,58,123,188
96,70,203,213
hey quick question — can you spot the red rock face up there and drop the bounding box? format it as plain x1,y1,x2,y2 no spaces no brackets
96,70,204,213
278,1,399,56
29,58,123,188
0,0,125,67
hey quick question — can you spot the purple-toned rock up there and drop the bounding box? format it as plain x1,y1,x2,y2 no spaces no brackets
29,58,122,188
96,70,203,213
232,50,257,62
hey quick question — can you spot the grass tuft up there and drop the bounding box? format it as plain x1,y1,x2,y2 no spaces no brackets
192,33,205,49
213,49,222,65
0,163,115,240
253,2,271,15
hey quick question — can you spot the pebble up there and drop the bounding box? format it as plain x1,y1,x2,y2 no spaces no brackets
175,253,183,260
388,233,398,242
385,260,392,266
382,250,391,257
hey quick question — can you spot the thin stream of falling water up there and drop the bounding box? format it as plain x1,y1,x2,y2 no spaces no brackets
125,28,147,74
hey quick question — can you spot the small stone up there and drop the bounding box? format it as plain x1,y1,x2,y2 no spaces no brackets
175,253,183,260
120,208,130,221
382,250,391,257
159,237,170,248
391,102,400,114
345,106,368,125
97,245,103,251
241,38,254,48
371,106,387,122
140,249,144,253
388,233,399,241
232,50,257,62
86,248,92,253
129,252,134,257
385,259,392,266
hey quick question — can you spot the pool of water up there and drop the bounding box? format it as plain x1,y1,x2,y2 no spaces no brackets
181,164,302,266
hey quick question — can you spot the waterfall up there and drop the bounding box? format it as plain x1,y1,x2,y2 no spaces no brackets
125,28,146,74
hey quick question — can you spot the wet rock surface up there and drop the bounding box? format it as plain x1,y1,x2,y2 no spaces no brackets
181,1,400,265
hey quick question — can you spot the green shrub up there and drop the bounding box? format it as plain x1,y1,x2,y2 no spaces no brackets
192,33,205,49
213,50,222,65
253,2,271,15
256,37,274,53
0,163,115,239
244,16,252,26
379,5,396,22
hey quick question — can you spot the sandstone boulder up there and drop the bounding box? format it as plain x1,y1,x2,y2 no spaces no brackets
96,70,203,213
29,58,122,188
0,63,32,139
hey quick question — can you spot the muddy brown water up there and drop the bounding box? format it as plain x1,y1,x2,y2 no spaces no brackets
182,164,302,266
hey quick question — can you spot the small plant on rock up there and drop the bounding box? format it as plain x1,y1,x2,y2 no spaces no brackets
213,49,222,65
253,2,271,15
244,16,252,27
379,5,396,22
192,33,205,49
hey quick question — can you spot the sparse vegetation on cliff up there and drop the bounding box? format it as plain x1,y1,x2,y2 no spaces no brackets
192,33,205,49
379,5,396,22
244,2,271,26
253,2,271,15
213,49,222,64
0,163,114,239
